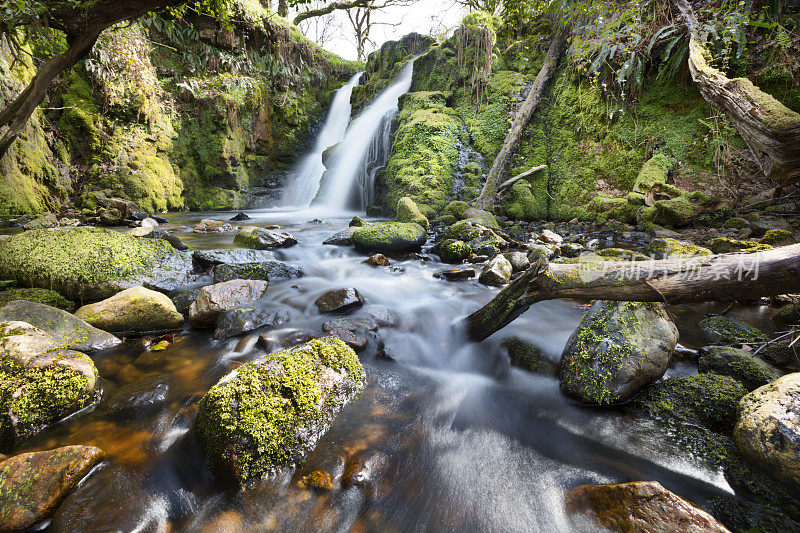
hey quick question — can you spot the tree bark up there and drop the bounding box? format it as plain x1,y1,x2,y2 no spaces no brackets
673,0,800,185
466,244,800,341
474,29,567,210
495,164,547,195
0,0,184,160
293,0,371,25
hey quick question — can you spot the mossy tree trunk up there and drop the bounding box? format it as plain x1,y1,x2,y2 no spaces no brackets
474,29,567,210
673,0,800,185
466,244,800,340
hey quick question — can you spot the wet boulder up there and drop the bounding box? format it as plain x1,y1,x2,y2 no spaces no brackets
214,304,291,340
0,228,193,301
564,481,729,532
0,445,104,531
708,237,771,254
0,300,120,352
773,302,800,327
193,219,233,233
734,373,800,489
431,239,471,264
699,346,782,391
194,248,282,269
230,211,250,221
234,226,298,249
395,197,429,229
503,251,530,272
142,230,190,251
195,337,366,484
349,216,367,227
170,287,202,315
559,301,678,405
323,226,359,246
315,288,365,314
434,268,476,281
645,238,712,259
75,286,184,333
539,229,563,244
363,254,391,267
189,280,269,328
0,288,74,312
213,261,303,283
0,321,100,449
351,222,427,255
126,226,153,237
22,212,59,231
322,316,379,352
478,255,512,286
102,377,172,421
698,315,768,345
501,337,558,377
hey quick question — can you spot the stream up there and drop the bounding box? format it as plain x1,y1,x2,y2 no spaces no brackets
16,208,778,532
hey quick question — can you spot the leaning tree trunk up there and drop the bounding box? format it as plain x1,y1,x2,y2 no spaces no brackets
673,0,800,185
466,244,800,340
474,29,568,210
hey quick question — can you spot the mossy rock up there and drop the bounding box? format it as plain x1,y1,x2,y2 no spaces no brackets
632,154,675,193
698,315,769,345
74,286,185,333
0,228,193,301
501,337,557,377
723,217,748,230
395,197,429,229
698,346,782,391
640,197,697,228
444,201,470,219
501,181,545,221
351,222,427,254
707,238,772,254
759,229,794,246
645,238,712,259
431,239,471,264
195,337,366,484
0,288,75,312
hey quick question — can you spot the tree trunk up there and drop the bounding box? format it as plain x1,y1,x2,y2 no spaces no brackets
673,0,800,185
466,244,800,341
278,0,288,17
474,29,567,210
293,0,370,25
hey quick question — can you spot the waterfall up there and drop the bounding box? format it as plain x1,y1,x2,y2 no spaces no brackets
281,73,362,208
316,58,417,210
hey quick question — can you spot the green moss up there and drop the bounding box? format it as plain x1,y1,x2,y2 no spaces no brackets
698,346,781,391
195,337,365,483
501,337,557,376
501,180,546,221
0,288,75,312
352,222,426,248
632,154,675,193
395,197,430,229
640,197,698,228
698,315,769,345
444,201,470,219
759,229,793,245
645,238,712,259
707,237,772,254
432,239,471,263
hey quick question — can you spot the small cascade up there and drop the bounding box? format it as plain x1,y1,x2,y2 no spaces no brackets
451,124,485,200
280,73,362,208
316,58,417,210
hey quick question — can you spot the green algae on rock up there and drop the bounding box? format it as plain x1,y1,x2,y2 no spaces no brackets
351,222,427,255
195,336,366,484
0,228,193,301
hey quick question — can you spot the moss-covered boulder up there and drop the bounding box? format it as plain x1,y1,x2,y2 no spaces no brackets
431,239,471,263
640,197,697,228
0,321,99,450
75,286,184,333
632,154,675,193
707,238,772,254
351,222,427,254
395,197,429,229
0,228,193,301
444,201,470,220
0,300,120,353
698,315,768,345
501,337,558,377
233,227,298,249
195,337,366,484
0,288,74,312
645,238,712,259
559,301,678,405
699,346,782,391
734,373,800,489
759,229,795,246
773,302,800,328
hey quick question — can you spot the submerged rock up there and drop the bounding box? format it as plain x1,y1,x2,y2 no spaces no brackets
0,445,104,531
734,373,800,489
195,337,366,484
351,222,427,255
0,300,120,352
322,316,379,352
564,481,729,532
0,228,193,300
75,286,184,333
234,226,298,249
189,280,269,327
698,315,768,345
103,377,172,421
213,261,303,283
501,337,558,377
478,255,512,286
315,288,365,314
698,346,782,391
559,301,678,405
214,304,291,340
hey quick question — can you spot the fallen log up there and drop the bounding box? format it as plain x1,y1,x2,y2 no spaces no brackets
673,0,800,185
466,244,800,341
495,165,547,196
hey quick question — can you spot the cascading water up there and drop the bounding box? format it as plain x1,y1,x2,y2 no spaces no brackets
280,73,362,208
315,58,417,210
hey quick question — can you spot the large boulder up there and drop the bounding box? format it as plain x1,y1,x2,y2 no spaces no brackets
564,481,729,532
559,301,678,405
234,226,298,249
0,445,104,531
193,248,284,269
478,255,512,286
213,261,303,283
431,239,471,264
195,337,366,484
351,222,426,255
323,226,359,246
699,346,782,391
74,286,185,333
395,197,429,229
734,373,800,489
0,300,120,352
189,280,269,327
0,228,193,301
0,321,99,450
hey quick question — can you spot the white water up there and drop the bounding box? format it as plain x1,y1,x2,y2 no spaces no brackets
316,58,417,210
280,73,362,208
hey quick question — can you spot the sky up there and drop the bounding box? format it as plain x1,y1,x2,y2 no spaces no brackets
290,0,468,61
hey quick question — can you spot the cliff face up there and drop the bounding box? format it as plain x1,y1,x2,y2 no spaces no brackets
0,8,360,215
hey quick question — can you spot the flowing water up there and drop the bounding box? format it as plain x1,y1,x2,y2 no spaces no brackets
314,59,417,210
281,73,363,209
16,208,779,532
